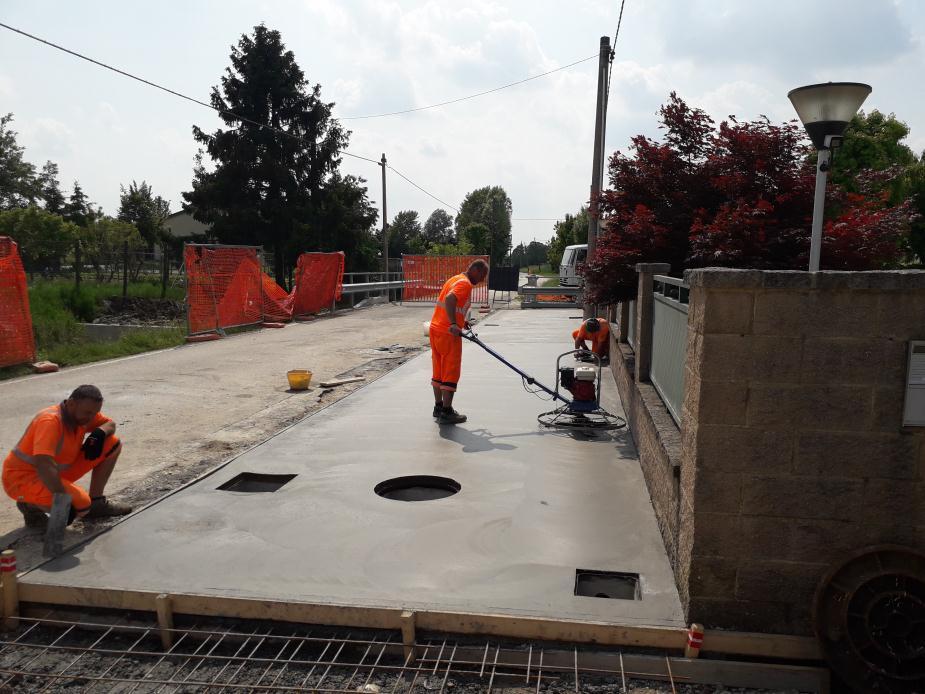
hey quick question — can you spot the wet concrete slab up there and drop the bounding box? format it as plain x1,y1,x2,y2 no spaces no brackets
23,309,685,627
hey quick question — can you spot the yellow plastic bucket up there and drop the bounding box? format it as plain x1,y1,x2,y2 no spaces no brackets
287,369,312,390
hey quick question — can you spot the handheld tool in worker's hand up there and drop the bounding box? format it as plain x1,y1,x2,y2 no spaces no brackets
461,330,625,430
42,493,71,558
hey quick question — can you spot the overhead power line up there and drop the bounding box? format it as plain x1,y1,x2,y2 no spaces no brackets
341,53,599,120
386,165,458,212
0,21,380,165
606,0,628,108
0,20,570,219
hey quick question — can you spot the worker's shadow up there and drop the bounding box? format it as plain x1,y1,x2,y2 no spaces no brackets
438,426,518,453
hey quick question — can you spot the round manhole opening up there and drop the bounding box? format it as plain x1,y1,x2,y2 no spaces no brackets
375,475,461,502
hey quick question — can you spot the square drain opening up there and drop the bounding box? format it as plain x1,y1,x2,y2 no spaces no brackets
574,569,640,600
217,473,296,493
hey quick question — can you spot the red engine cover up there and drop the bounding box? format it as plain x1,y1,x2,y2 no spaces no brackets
569,380,596,401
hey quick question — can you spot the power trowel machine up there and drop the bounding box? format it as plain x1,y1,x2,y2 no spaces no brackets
461,330,626,430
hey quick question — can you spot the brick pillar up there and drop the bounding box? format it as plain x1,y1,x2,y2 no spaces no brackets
634,263,671,382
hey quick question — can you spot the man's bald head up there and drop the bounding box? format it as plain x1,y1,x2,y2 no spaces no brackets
466,259,489,284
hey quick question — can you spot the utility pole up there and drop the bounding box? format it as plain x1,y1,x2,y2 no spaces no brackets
379,153,388,278
585,35,611,317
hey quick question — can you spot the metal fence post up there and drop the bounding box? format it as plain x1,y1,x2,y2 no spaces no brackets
74,240,81,291
122,239,129,299
634,263,670,382
161,243,168,299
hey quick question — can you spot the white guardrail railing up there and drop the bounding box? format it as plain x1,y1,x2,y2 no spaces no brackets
650,275,689,426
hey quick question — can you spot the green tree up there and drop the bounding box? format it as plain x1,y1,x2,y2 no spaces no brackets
78,216,145,282
462,222,490,256
422,208,454,245
308,173,379,271
0,206,78,272
429,239,473,256
547,207,589,268
118,180,171,248
38,161,66,215
901,161,925,264
63,181,96,228
832,110,916,192
0,114,39,209
184,25,348,285
509,242,526,267
383,210,426,256
525,240,549,266
454,186,512,265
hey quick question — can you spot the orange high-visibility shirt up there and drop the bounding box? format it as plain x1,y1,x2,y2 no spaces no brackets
575,318,610,351
2,404,111,473
430,273,473,333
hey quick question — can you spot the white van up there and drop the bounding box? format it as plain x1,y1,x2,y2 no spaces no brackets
559,244,587,287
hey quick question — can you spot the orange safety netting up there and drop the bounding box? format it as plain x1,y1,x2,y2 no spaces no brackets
185,245,263,334
185,246,346,333
0,237,36,367
402,255,490,304
288,252,345,317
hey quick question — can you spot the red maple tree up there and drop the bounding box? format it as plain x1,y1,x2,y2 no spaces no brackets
583,93,915,303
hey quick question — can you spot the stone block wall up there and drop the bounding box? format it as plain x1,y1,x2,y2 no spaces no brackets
681,269,925,634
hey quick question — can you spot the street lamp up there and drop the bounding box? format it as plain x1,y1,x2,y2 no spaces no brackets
788,82,871,271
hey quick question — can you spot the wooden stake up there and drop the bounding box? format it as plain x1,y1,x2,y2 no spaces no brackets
155,594,174,649
1,550,19,630
400,610,416,662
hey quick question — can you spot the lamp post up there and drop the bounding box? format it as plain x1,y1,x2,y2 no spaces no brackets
788,82,871,271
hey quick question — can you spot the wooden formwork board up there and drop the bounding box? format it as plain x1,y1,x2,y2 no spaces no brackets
16,581,821,662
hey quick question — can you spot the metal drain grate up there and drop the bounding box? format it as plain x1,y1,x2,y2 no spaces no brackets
574,570,641,600
375,476,460,502
217,473,297,493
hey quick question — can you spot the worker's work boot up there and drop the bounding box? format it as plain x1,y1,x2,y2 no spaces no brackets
16,501,48,529
433,403,443,418
83,496,133,519
438,408,468,425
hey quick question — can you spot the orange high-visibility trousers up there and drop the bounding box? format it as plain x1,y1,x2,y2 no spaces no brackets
2,436,121,511
430,330,463,391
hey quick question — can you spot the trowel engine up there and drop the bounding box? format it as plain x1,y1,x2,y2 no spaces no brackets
461,330,625,430
558,365,597,405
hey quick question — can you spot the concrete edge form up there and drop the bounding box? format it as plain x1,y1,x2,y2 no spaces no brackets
16,582,822,661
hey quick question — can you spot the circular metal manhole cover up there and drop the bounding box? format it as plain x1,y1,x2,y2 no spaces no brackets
375,475,461,502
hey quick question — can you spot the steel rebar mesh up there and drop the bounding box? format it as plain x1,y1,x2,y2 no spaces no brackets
0,615,686,693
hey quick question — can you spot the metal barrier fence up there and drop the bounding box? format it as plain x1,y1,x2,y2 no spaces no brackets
650,275,689,425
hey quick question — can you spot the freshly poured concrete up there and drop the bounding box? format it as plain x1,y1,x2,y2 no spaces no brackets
24,310,685,627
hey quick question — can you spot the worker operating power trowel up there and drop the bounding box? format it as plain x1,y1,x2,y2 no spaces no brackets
2,385,132,554
428,259,490,425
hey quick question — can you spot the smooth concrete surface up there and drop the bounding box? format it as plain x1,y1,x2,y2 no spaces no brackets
24,310,685,627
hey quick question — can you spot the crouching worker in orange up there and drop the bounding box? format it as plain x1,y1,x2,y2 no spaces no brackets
3,385,133,529
429,259,490,425
573,317,610,363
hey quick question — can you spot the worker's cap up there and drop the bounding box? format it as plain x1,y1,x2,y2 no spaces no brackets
585,318,601,333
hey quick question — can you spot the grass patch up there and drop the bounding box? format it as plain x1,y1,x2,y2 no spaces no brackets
0,279,187,380
519,265,559,276
541,276,561,287
43,327,185,368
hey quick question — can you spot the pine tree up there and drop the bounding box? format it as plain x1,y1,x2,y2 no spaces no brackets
38,161,66,215
183,25,348,284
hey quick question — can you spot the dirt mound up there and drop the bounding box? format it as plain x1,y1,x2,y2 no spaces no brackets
95,296,185,326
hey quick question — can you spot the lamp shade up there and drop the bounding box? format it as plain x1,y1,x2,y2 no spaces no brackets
787,82,872,149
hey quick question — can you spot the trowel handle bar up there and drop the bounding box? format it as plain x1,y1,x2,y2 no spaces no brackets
461,331,570,405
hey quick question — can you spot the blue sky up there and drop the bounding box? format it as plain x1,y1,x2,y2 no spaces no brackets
1,0,922,247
